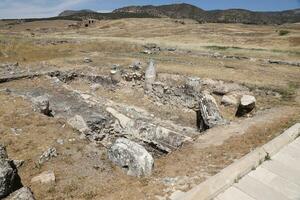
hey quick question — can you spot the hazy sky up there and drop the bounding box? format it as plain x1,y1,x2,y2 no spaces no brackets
0,0,299,19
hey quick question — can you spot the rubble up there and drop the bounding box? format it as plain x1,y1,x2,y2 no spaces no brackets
108,138,154,177
142,43,161,54
38,147,57,165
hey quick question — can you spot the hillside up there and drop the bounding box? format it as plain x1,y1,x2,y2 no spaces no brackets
113,3,300,24
58,9,96,17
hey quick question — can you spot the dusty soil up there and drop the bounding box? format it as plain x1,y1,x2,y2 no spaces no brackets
0,18,300,200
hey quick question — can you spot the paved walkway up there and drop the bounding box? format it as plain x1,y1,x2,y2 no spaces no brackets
215,137,300,200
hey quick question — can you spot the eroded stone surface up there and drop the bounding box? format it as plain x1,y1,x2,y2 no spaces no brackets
108,138,154,177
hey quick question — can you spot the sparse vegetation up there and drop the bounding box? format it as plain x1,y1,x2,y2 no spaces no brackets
278,30,290,36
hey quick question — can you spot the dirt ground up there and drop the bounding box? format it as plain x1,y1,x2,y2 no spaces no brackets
0,18,300,200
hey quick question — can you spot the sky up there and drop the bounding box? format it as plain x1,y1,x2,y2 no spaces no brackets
0,0,299,19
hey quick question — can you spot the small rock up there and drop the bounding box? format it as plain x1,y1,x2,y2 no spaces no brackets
110,69,122,83
130,61,143,70
56,139,64,145
0,145,8,160
31,171,55,184
221,95,238,106
83,57,92,63
108,138,154,177
6,187,35,200
32,96,52,116
38,147,57,165
236,95,256,117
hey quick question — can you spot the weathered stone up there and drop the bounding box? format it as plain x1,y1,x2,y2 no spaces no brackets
38,147,57,165
67,115,89,133
196,93,226,131
31,171,55,184
108,138,154,177
130,61,143,70
110,69,122,83
12,160,24,169
236,95,256,117
83,57,92,63
0,145,8,160
6,187,35,200
0,146,22,198
221,95,238,106
32,95,52,116
144,60,156,92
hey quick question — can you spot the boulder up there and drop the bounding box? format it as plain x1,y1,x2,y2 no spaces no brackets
38,147,57,165
196,93,226,131
144,60,156,92
108,138,154,177
32,96,52,116
31,171,55,184
236,95,256,117
6,187,35,200
0,146,22,198
221,95,238,106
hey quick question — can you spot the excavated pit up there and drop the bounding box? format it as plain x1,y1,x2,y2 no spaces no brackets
0,67,234,156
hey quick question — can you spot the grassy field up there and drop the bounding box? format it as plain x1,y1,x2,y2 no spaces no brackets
0,18,300,200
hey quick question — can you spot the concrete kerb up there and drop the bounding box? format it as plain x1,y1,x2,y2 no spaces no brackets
171,123,300,200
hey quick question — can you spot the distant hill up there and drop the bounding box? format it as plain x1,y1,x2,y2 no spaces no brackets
113,3,300,24
58,9,96,17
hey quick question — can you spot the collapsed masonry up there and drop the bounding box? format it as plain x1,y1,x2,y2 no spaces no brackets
1,60,256,177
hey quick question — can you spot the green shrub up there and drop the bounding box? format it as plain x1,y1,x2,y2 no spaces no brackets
278,30,290,36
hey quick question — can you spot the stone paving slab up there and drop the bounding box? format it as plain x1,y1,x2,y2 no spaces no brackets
248,167,300,200
215,135,300,200
261,159,300,186
273,151,300,169
216,186,255,200
234,175,290,200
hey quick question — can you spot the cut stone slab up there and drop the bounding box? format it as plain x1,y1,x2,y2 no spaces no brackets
234,175,289,200
5,187,35,200
108,138,154,177
273,151,300,169
216,186,255,200
144,59,156,92
236,95,256,117
31,171,55,184
197,93,226,131
261,160,300,186
248,167,300,200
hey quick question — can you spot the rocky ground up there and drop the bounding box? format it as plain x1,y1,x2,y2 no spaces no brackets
0,18,300,200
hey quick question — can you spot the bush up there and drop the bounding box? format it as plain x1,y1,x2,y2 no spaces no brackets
278,30,290,36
